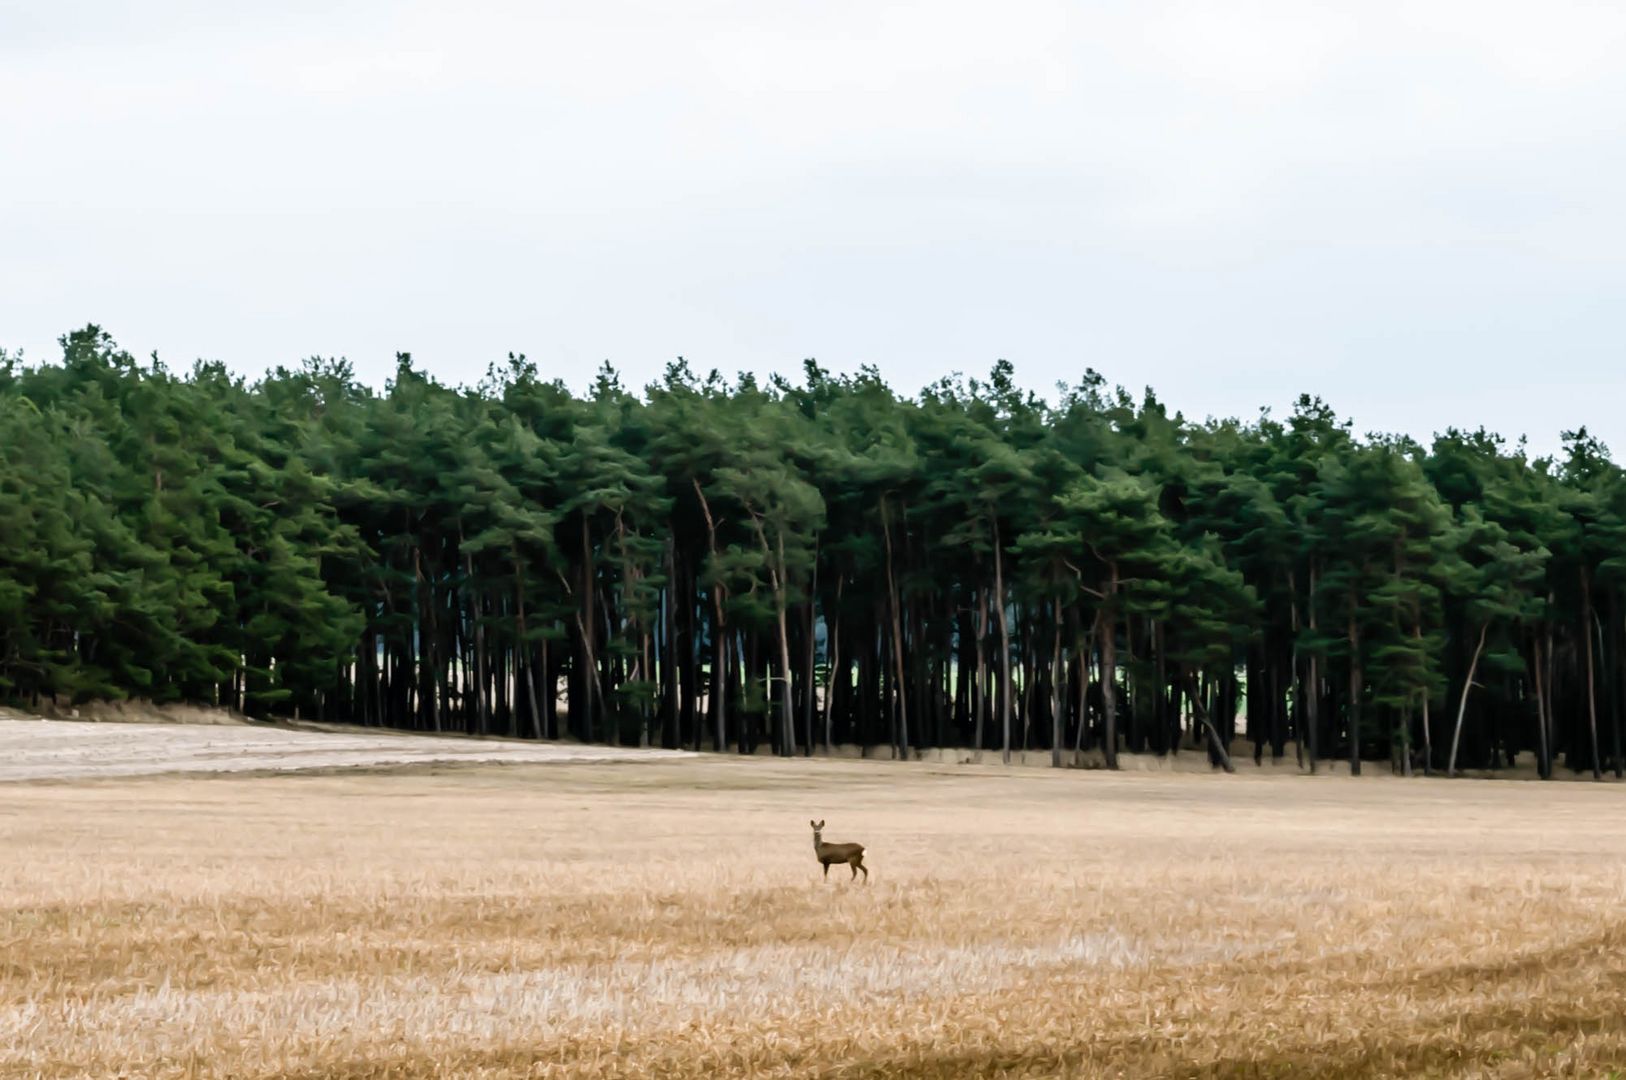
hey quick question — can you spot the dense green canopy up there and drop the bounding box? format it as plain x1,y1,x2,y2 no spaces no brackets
2,326,1620,778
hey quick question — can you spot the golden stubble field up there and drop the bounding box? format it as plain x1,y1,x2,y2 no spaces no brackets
5,755,1626,1078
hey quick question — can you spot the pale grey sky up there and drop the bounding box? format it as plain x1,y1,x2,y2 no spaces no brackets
3,1,1624,455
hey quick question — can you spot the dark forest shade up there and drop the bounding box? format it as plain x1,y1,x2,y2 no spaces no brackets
1,326,1619,778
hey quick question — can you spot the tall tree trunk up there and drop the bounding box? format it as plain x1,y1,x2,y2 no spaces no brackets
1610,590,1623,778
663,542,679,749
1125,617,1140,753
1185,672,1236,772
1249,649,1264,766
514,565,543,740
465,550,489,737
1072,609,1094,754
1544,601,1557,773
1398,707,1413,777
1583,567,1602,780
803,546,818,756
993,517,1012,766
692,480,728,754
974,588,988,761
1290,571,1303,770
1269,650,1284,761
824,575,843,752
775,601,797,758
1020,611,1035,753
679,557,698,750
1532,635,1550,780
1101,591,1119,769
1050,597,1065,768
712,609,728,752
577,517,598,742
1447,622,1488,777
1306,563,1319,775
882,500,909,761
416,545,441,734
1154,619,1169,755
1348,608,1361,777
1414,617,1430,776
640,628,653,749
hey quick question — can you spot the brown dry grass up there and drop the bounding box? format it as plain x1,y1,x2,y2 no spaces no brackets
5,757,1626,1078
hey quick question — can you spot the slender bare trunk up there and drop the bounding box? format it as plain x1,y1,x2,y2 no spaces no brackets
1584,567,1602,780
1306,563,1319,775
512,562,543,740
712,618,727,752
1398,708,1413,776
465,548,488,736
1185,673,1235,772
767,528,798,759
1290,570,1303,770
1020,610,1035,752
823,575,843,752
776,602,796,758
1533,635,1550,779
692,480,727,753
1544,600,1557,774
1348,607,1361,777
541,637,553,739
1446,623,1488,777
993,518,1012,765
1415,618,1431,776
734,630,748,755
882,499,909,760
578,517,598,741
1101,592,1119,769
416,545,440,734
1050,598,1064,768
640,628,653,749
663,541,678,749
1074,614,1097,754
1610,592,1625,779
973,588,988,761
804,542,818,756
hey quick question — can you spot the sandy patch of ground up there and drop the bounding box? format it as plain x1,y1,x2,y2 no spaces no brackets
0,715,686,781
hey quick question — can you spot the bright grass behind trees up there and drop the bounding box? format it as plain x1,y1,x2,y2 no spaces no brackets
4,325,1624,777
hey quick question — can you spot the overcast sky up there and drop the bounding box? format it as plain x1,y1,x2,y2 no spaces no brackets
3,1,1624,455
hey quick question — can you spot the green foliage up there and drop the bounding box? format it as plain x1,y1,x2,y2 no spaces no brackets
2,325,1622,776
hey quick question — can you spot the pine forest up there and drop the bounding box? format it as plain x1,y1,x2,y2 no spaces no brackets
7,325,1626,780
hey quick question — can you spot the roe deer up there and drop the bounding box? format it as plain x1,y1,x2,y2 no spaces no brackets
811,819,867,882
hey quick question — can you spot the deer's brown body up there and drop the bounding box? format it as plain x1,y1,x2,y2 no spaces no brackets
811,819,867,882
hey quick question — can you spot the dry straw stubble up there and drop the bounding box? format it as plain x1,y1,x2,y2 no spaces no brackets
4,756,1626,1077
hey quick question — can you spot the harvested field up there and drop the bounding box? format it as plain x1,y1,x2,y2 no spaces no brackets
5,736,1626,1077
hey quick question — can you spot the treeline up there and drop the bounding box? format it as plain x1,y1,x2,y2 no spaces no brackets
4,326,1625,777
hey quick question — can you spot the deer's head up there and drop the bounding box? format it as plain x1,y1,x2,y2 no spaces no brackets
810,819,825,842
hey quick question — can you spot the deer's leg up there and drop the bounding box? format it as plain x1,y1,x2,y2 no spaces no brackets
859,860,868,882
822,861,829,879
849,861,858,880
